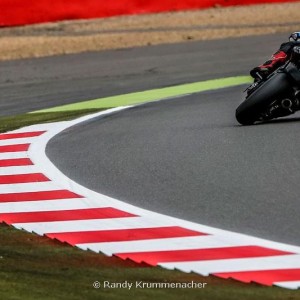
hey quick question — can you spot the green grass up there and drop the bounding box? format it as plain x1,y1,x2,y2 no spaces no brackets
0,109,103,133
1,223,300,300
0,110,299,299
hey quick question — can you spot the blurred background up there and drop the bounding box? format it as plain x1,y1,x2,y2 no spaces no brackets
1,0,300,61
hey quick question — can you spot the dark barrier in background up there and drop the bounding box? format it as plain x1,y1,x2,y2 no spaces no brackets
1,0,299,27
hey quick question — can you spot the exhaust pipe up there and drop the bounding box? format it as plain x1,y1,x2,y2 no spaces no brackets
281,99,293,109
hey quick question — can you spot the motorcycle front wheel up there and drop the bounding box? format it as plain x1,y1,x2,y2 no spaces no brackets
236,72,292,125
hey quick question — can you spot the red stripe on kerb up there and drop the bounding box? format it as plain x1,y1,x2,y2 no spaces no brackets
1,207,137,224
46,227,206,245
214,269,300,286
0,190,83,203
115,246,294,266
0,173,49,184
0,158,33,167
0,131,46,140
0,144,30,153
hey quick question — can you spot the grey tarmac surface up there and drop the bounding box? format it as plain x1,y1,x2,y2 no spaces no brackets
2,32,299,245
0,33,286,116
47,87,300,246
45,33,300,246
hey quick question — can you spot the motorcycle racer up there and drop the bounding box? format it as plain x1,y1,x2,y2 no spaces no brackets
250,32,300,81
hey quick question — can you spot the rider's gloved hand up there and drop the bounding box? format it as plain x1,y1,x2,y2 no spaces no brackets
250,66,270,80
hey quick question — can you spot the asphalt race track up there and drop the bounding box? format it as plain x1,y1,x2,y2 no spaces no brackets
0,33,287,116
47,85,300,246
1,33,299,246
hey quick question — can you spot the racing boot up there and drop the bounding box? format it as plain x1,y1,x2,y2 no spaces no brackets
250,50,288,81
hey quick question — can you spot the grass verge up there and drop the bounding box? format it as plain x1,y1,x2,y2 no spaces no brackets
0,109,103,133
1,223,300,300
0,111,300,299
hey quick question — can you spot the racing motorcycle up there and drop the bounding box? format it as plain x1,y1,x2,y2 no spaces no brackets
235,46,300,125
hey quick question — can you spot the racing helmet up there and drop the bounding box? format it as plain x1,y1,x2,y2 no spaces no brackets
289,32,300,42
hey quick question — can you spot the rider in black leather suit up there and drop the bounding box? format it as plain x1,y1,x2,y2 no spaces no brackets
250,32,300,81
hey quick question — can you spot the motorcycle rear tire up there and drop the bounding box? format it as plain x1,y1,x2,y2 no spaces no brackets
236,72,292,125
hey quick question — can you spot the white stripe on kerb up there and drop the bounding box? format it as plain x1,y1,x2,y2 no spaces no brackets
160,255,300,275
0,152,28,160
0,198,108,213
0,166,39,176
0,182,63,194
274,281,300,289
0,137,38,146
77,235,254,256
13,216,177,235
